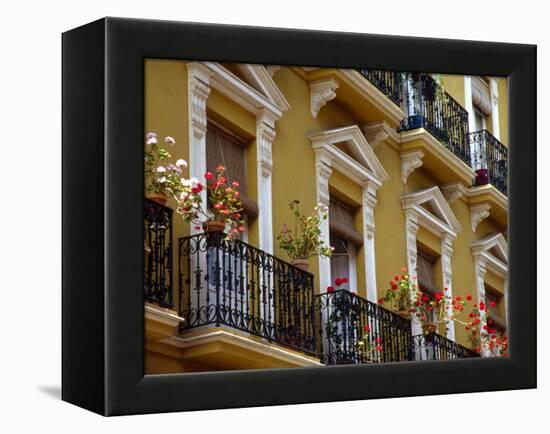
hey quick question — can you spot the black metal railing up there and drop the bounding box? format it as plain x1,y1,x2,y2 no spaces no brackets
399,73,471,166
412,333,480,360
469,129,508,195
144,198,174,308
359,69,402,105
315,289,412,364
178,233,317,355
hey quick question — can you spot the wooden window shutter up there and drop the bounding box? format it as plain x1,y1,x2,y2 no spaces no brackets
416,250,439,296
329,199,363,246
206,122,259,219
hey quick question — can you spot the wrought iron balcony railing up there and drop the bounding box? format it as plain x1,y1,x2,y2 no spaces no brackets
399,73,471,166
177,233,317,356
469,129,508,195
315,289,412,364
359,69,402,105
412,333,480,360
144,198,174,308
360,71,471,167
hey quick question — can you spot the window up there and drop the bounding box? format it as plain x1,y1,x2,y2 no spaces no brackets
329,198,362,292
416,249,439,322
206,121,259,220
485,286,506,332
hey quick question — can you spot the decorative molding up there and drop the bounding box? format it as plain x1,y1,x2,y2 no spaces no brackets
363,121,400,149
472,76,492,116
401,149,425,184
401,186,462,237
265,65,280,77
441,182,468,204
310,78,339,119
314,150,333,207
187,63,213,140
471,233,508,277
309,125,390,186
471,203,491,232
236,64,291,111
257,117,276,174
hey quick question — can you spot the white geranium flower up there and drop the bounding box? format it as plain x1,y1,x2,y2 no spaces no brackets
181,178,192,187
165,136,176,145
146,136,157,145
190,177,199,185
176,159,187,168
158,177,167,183
156,166,166,173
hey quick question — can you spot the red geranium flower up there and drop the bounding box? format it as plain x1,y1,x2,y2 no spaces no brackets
204,171,214,180
479,301,486,311
489,300,497,308
326,286,335,293
364,325,370,332
466,293,472,301
334,278,343,286
375,337,382,344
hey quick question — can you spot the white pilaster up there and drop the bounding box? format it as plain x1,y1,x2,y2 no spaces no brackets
256,111,276,254
473,258,490,357
187,63,213,233
362,183,378,302
441,234,456,341
315,150,333,292
464,76,475,132
490,78,500,140
404,211,422,336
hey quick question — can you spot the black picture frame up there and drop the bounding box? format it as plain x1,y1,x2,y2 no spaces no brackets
62,17,536,416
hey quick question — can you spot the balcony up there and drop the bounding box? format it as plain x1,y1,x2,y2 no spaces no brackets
361,70,480,180
144,198,174,308
358,69,402,106
144,200,478,368
316,289,478,365
177,232,318,357
469,129,508,196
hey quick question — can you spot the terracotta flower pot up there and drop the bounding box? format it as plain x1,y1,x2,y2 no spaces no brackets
146,192,167,205
397,310,411,319
422,322,437,335
202,220,226,233
290,258,310,272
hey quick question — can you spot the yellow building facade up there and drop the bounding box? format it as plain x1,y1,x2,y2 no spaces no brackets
144,60,508,374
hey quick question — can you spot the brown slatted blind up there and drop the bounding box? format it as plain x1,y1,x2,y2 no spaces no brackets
206,122,258,219
417,250,439,296
329,199,363,246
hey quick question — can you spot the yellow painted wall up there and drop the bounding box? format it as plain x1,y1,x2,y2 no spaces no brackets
145,61,508,361
497,78,509,146
441,74,465,108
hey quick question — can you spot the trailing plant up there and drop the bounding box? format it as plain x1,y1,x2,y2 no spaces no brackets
277,200,333,260
144,132,184,196
173,164,245,240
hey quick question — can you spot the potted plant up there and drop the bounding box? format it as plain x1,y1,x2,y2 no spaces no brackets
277,200,333,271
172,164,245,240
144,132,181,205
379,268,416,318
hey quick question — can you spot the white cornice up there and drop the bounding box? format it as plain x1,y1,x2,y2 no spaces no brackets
401,186,462,237
309,125,390,187
236,64,291,111
202,62,283,120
